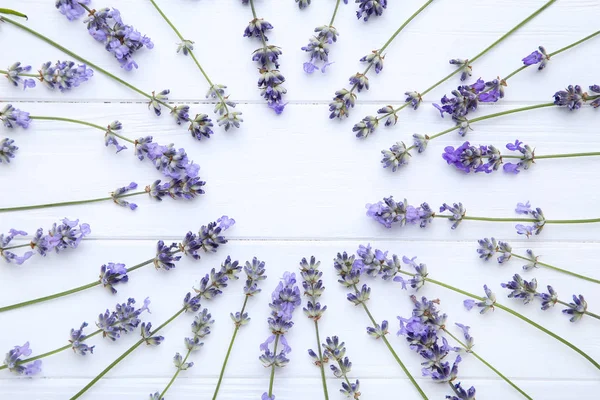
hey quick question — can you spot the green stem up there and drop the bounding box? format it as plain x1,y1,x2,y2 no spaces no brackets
535,152,600,160
549,30,600,57
212,295,250,400
380,0,555,119
1,243,31,251
393,270,600,370
268,334,280,397
510,253,600,285
70,307,186,399
329,0,342,26
0,257,155,313
0,69,37,77
442,328,532,399
29,115,135,144
556,300,600,321
0,16,172,111
351,285,428,399
160,348,192,399
434,214,600,225
0,191,146,213
314,320,330,400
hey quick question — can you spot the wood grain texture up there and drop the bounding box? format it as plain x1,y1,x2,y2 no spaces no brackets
1,0,599,399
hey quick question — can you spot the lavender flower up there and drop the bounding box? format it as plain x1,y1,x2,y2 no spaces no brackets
0,104,30,129
563,295,588,322
514,201,546,237
365,196,434,228
323,336,360,398
140,322,164,346
501,274,538,304
148,90,170,116
442,142,503,173
439,203,466,230
111,182,140,210
536,285,558,310
296,0,311,9
242,257,267,298
0,138,18,164
153,241,181,270
178,216,235,261
99,262,129,293
70,7,154,70
522,46,550,70
182,292,202,313
353,116,378,138
590,85,600,108
3,342,42,375
149,393,163,400
69,322,95,355
356,0,387,21
381,141,411,170
4,62,36,89
329,89,356,119
553,85,585,110
103,120,127,153
96,297,151,341
56,0,90,21
194,256,242,299
300,256,327,320
446,383,476,400
476,237,513,264
39,60,94,91
464,285,496,314
449,58,472,81
302,35,334,74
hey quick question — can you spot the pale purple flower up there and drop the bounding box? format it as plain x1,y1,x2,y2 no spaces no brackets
56,0,91,21
439,203,466,229
0,104,30,129
381,141,411,171
0,138,18,164
353,116,378,138
590,85,600,108
553,85,585,110
563,294,588,322
464,285,496,314
140,322,164,346
99,262,129,294
446,383,476,400
522,46,549,70
96,297,151,341
4,62,36,90
356,0,387,21
39,60,94,91
111,182,139,210
449,58,472,81
536,285,558,310
442,142,502,173
366,197,433,228
69,322,95,355
514,202,546,237
329,89,356,119
3,342,42,375
501,274,538,304
244,18,273,39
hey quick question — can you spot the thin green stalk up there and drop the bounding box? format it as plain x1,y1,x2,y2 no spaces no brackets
0,258,156,313
549,30,600,57
509,253,600,285
329,0,342,26
70,307,186,399
0,69,37,77
556,300,600,321
0,191,146,213
434,214,600,224
29,115,135,144
349,0,435,95
393,270,600,370
0,16,172,111
442,328,532,399
535,152,600,160
1,243,31,251
314,320,330,400
212,296,250,400
378,0,555,120
160,348,192,398
351,285,428,399
267,334,280,398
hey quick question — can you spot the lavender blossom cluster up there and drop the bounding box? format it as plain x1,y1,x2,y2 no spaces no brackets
243,10,287,114
554,84,600,110
57,3,153,70
96,297,151,341
442,139,534,174
356,0,387,21
0,104,30,129
302,26,339,74
4,60,94,91
1,218,91,265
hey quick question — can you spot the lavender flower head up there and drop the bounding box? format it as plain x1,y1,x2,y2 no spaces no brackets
178,216,235,260
476,237,512,264
464,285,496,314
0,104,30,129
302,29,336,74
231,258,267,327
449,58,472,81
99,262,129,293
322,336,360,399
300,256,327,321
590,85,600,108
501,273,538,304
442,141,503,174
39,60,94,91
193,256,242,300
514,201,546,237
4,62,36,90
69,322,95,355
96,297,151,341
0,138,18,164
356,0,387,21
381,141,411,171
3,342,42,375
522,46,550,70
553,85,586,110
140,322,164,346
56,0,91,21
111,182,140,210
366,196,434,229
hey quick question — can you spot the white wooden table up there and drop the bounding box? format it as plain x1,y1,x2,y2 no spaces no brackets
1,0,599,398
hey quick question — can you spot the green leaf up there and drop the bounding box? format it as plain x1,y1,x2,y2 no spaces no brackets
0,8,28,20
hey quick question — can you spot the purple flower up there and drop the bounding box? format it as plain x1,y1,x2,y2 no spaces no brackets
536,285,558,310
262,393,275,400
3,342,42,375
590,85,600,108
329,89,356,119
439,203,466,229
104,121,127,153
82,7,153,70
442,142,502,174
301,37,331,74
0,229,33,265
522,46,550,70
99,262,129,294
148,90,170,116
501,273,538,304
153,241,181,270
300,256,327,321
381,141,411,171
189,113,214,140
140,322,164,346
366,197,434,229
476,237,497,261
446,383,476,400
194,257,242,299
111,182,139,210
422,355,461,382
455,323,474,350
49,218,91,252
56,0,91,21
39,60,94,91
514,202,546,237
405,91,422,110
449,58,472,81
356,0,387,21
69,322,95,355
553,85,585,110
5,62,36,90
242,257,267,297
244,18,273,39
171,105,190,125
182,292,202,312
433,79,485,121
96,297,151,341
0,138,19,164
464,285,496,314
0,104,30,129
563,295,588,322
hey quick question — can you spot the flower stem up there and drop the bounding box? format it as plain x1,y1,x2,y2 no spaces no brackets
0,69,37,77
212,295,250,400
549,30,600,58
351,285,428,399
314,320,330,400
442,328,532,399
556,300,600,321
0,258,155,313
509,253,600,285
0,191,146,213
29,115,135,144
0,16,172,111
1,243,31,251
160,348,192,399
535,152,600,160
329,0,342,26
393,270,600,370
268,334,280,398
378,0,556,120
434,214,600,225
70,307,186,399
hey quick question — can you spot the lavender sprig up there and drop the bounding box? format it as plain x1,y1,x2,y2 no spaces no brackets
323,336,361,398
354,0,557,137
0,138,18,164
243,0,287,114
443,139,600,175
147,0,242,131
0,297,151,375
1,218,90,265
0,104,30,129
333,252,427,399
366,197,600,236
477,237,600,284
331,0,435,120
0,217,234,313
500,274,600,323
1,60,94,91
212,258,266,400
355,0,387,21
300,257,329,399
259,272,301,400
71,260,241,399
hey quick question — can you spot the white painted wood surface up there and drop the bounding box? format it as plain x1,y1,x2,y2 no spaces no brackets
1,0,599,399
